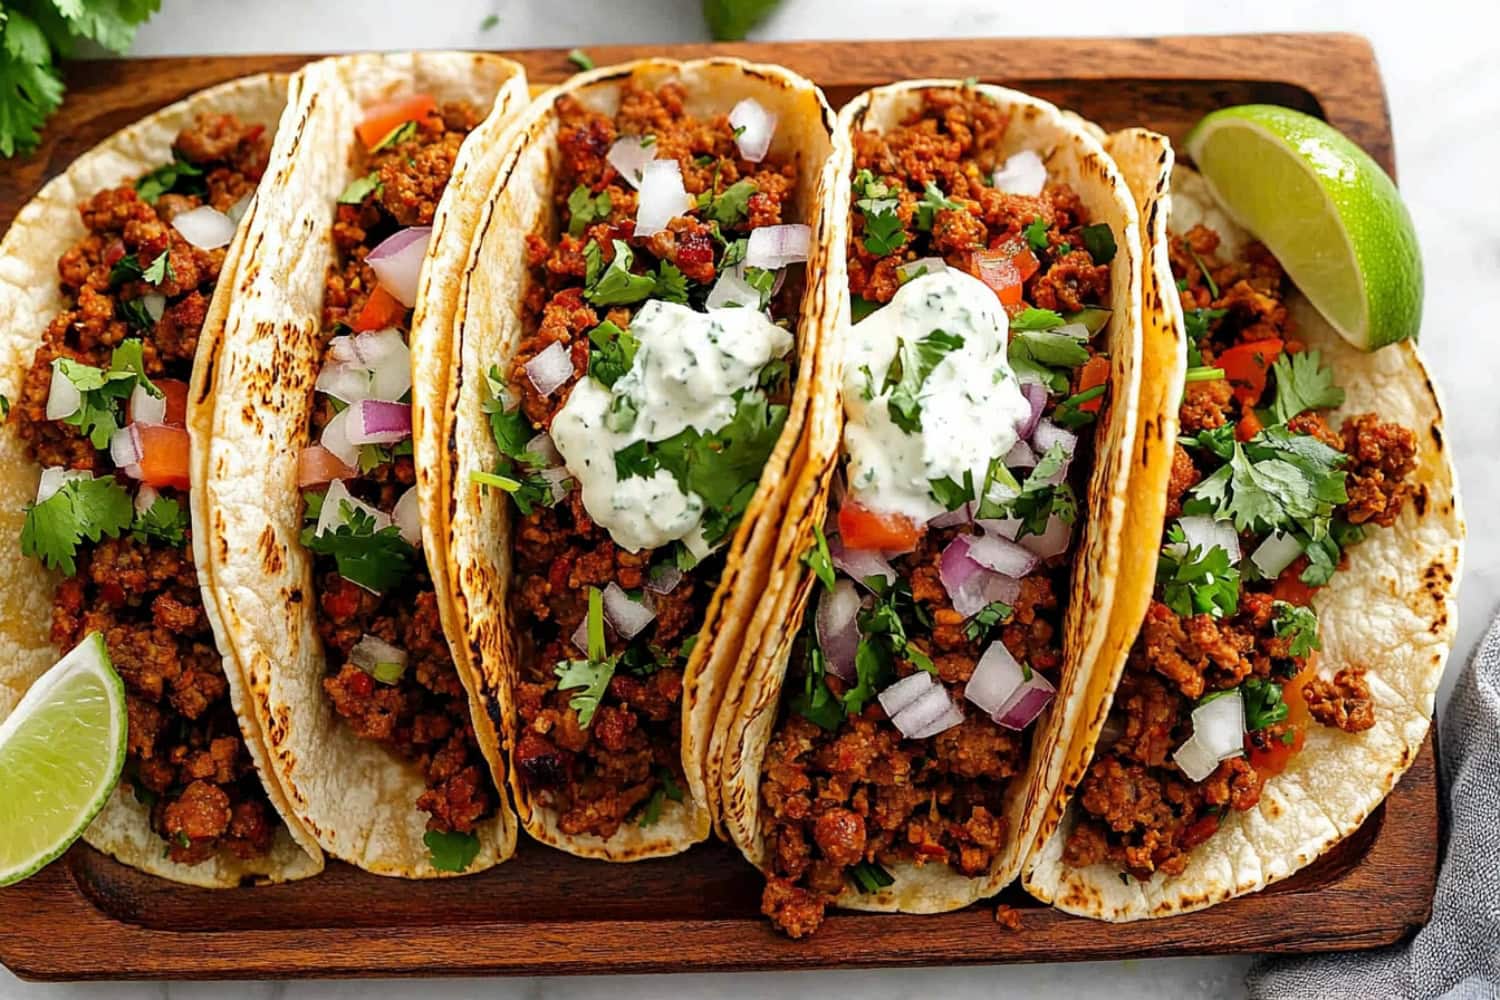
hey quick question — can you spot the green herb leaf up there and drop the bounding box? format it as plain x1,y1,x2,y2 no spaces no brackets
131,495,188,547
702,0,782,40
849,860,895,893
21,476,134,575
963,600,1013,642
586,319,639,388
567,47,594,70
423,830,480,873
1009,307,1065,332
134,153,206,205
1268,350,1345,425
884,329,965,433
697,178,757,226
142,249,173,286
914,181,960,232
636,768,685,827
1242,677,1289,731
652,260,690,304
585,240,655,306
1271,601,1320,657
1023,216,1050,252
302,500,417,595
1081,224,1116,264
337,171,381,205
803,523,835,590
566,184,613,237
1156,524,1241,620
370,119,417,154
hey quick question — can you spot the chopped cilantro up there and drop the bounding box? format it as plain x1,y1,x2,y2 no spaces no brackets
584,239,655,306
1242,677,1288,731
697,178,757,226
964,600,1013,642
858,200,907,257
566,184,613,237
803,523,835,590
370,119,417,153
53,339,160,448
337,172,381,205
914,181,960,231
20,476,134,575
142,249,172,286
791,639,843,730
554,586,618,727
851,295,880,323
1183,307,1227,343
978,443,1076,536
1081,224,1116,264
652,260,690,303
1188,429,1347,540
883,329,965,433
109,253,143,287
1009,307,1065,332
568,48,595,71
1052,384,1106,430
135,154,206,205
586,319,640,388
302,500,416,595
131,495,189,547
636,768,685,827
424,830,481,873
1188,247,1220,298
1184,366,1225,383
1023,216,1050,252
1271,601,1320,658
1267,350,1345,425
1157,524,1241,619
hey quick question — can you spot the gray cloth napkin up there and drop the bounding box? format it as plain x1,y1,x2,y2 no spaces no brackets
1246,608,1500,1000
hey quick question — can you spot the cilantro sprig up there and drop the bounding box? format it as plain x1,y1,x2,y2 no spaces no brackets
554,586,619,727
423,830,481,873
52,339,161,448
301,498,417,595
1156,522,1241,619
21,475,134,575
1271,601,1320,658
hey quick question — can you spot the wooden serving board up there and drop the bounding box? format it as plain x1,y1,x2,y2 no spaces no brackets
0,34,1439,982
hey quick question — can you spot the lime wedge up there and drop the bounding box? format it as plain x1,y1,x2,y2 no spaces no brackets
0,633,126,886
1183,104,1422,349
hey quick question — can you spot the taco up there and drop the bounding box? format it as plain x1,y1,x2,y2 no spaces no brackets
711,81,1147,937
413,58,840,860
192,52,528,878
0,74,323,886
1023,155,1463,920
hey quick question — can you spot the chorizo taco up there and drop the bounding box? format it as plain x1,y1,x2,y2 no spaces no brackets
711,81,1147,936
1023,149,1463,919
0,74,323,885
413,58,840,860
192,53,528,878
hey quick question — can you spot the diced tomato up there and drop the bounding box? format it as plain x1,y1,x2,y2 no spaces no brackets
1271,558,1318,606
837,501,921,553
297,445,357,487
134,423,191,490
973,251,1024,307
1076,355,1110,412
353,286,407,332
995,237,1041,281
355,94,438,150
1235,407,1263,442
1218,339,1283,405
156,379,189,425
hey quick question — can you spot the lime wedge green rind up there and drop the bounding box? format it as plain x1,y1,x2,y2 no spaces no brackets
0,633,126,886
1184,104,1423,350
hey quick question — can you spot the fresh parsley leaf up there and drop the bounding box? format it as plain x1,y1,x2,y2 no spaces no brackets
337,171,381,205
803,523,835,590
652,260,689,303
964,600,1012,642
424,830,480,873
21,476,134,575
53,340,160,448
302,500,417,595
1268,350,1345,425
1189,430,1347,540
1184,366,1225,383
566,184,613,237
697,178,757,226
587,320,639,388
1156,524,1241,619
585,239,655,306
1009,307,1065,332
1179,422,1236,460
1081,224,1116,264
1271,601,1320,658
914,181,960,232
979,444,1076,535
1012,330,1091,367
1242,677,1288,731
1023,216,1050,252
131,495,188,547
849,860,895,893
567,48,595,70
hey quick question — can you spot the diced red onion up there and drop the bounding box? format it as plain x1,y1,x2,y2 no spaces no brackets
133,484,160,515
992,150,1046,196
392,487,421,547
525,431,562,467
939,536,1022,617
571,614,614,654
45,364,81,421
36,467,89,504
828,533,896,590
728,98,777,163
1031,417,1077,458
634,160,693,238
1017,514,1072,559
966,533,1039,578
1004,439,1037,469
645,565,682,596
170,205,236,250
539,466,573,504
1017,381,1047,439
315,479,389,539
1192,689,1246,761
815,578,862,681
897,257,947,282
109,424,142,475
1172,514,1242,564
130,383,166,425
226,194,253,224
994,669,1055,730
892,684,962,740
964,641,1027,718
1250,532,1302,579
141,293,166,323
705,264,766,311
745,224,810,270
602,581,656,639
606,136,656,188
350,634,408,679
878,671,933,719
524,341,572,398
346,400,411,446
978,517,1022,541
928,503,973,529
1172,734,1220,783
366,226,431,307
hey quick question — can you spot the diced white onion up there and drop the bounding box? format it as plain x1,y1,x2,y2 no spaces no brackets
540,466,573,504
1031,417,1078,459
142,293,167,323
705,264,766,311
525,431,563,467
524,341,573,398
36,467,89,504
1192,689,1247,761
226,194,253,224
392,487,421,547
314,479,390,539
133,484,160,515
964,641,1026,718
1172,734,1220,783
878,671,934,718
170,205,236,250
897,257,947,282
744,224,810,270
978,516,1022,541
362,329,413,402
45,363,81,421
1017,514,1073,559
893,684,963,740
1172,515,1242,565
728,98,776,163
316,362,374,405
992,150,1046,196
1251,531,1302,579
602,581,656,639
645,564,682,596
606,136,656,189
634,159,693,238
130,383,166,425
319,406,361,468
1004,439,1038,469
350,634,408,682
828,533,897,590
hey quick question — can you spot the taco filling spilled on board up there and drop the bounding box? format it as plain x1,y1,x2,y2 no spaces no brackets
1061,220,1418,881
297,95,499,862
758,89,1117,938
10,115,282,866
486,81,805,841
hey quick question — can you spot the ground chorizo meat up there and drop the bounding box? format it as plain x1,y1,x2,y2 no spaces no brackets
1062,219,1419,880
504,82,800,841
308,100,496,837
11,115,279,864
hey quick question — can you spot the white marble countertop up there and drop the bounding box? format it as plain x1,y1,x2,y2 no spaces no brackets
4,0,1494,996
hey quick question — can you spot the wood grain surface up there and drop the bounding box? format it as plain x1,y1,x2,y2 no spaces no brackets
0,33,1437,982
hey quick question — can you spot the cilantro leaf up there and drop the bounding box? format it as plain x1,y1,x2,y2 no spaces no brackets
337,172,381,205
791,644,843,730
423,830,480,873
1189,431,1347,540
636,768,684,827
979,443,1076,535
1009,307,1065,332
697,179,756,226
142,249,172,286
554,587,617,727
566,184,613,237
1268,350,1345,425
21,476,134,575
851,295,880,323
131,495,188,547
803,523,835,590
849,860,895,894
1023,216,1050,252
53,340,159,448
302,501,417,595
586,319,640,389
370,119,416,153
1080,224,1117,264
857,197,907,257
914,181,960,232
1241,677,1289,731
1156,524,1241,619
963,600,1013,642
1052,384,1106,430
584,240,655,306
1271,601,1320,658
884,329,965,433
135,152,206,205
652,260,689,304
